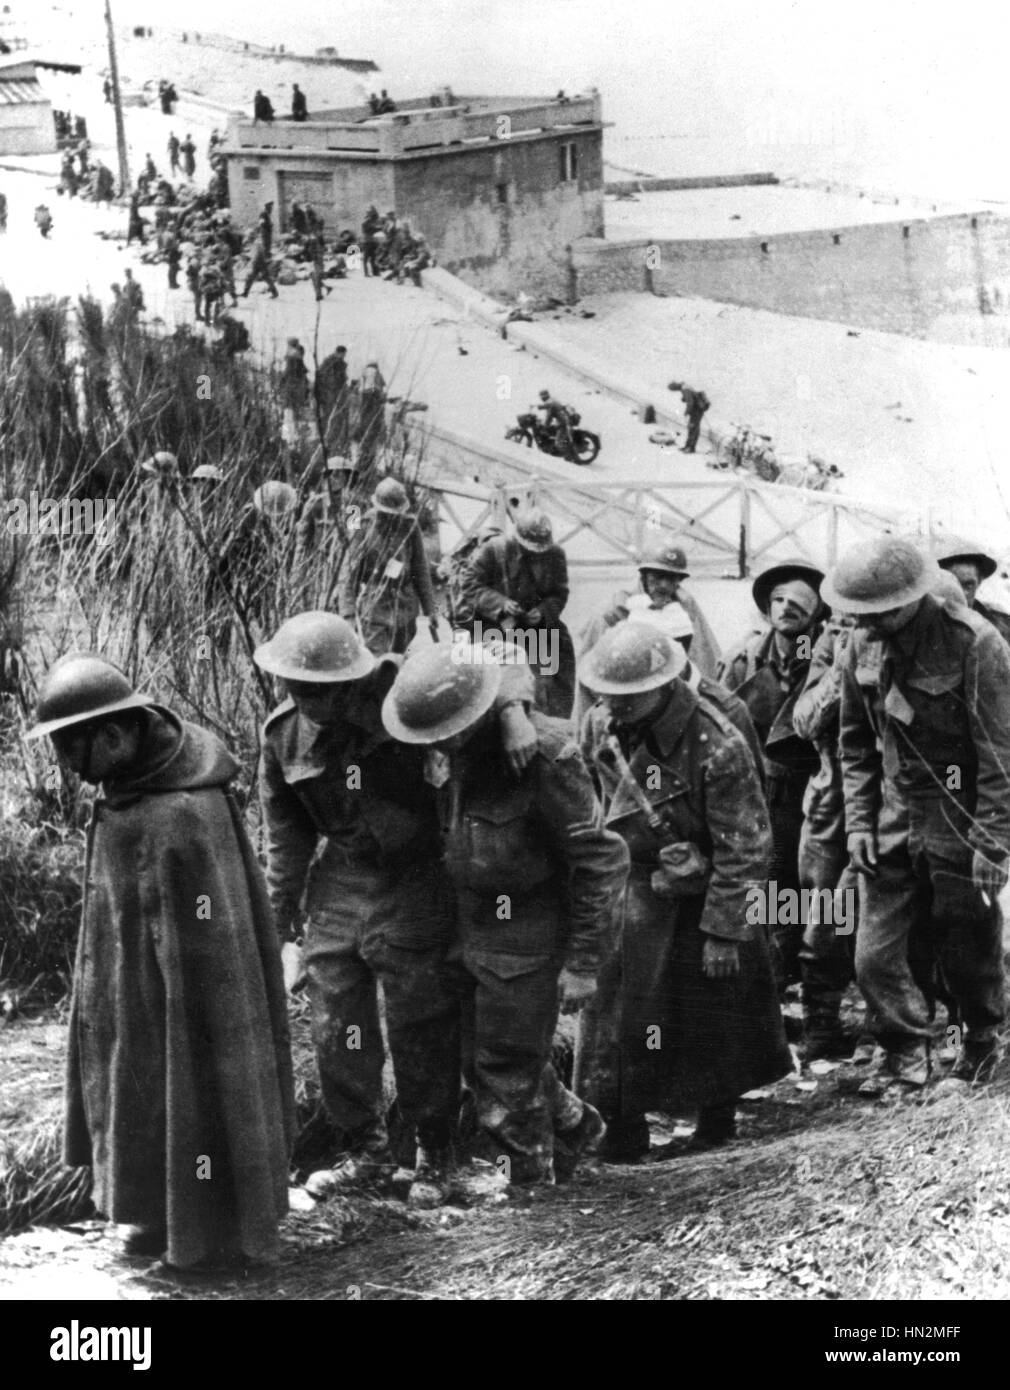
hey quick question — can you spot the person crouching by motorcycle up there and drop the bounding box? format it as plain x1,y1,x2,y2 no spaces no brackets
35,204,53,239
536,390,576,461
462,508,576,718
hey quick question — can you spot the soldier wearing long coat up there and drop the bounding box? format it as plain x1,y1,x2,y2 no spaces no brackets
30,656,294,1270
718,559,826,990
577,622,791,1160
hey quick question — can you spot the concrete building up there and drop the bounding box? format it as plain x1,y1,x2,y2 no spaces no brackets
0,57,55,156
221,93,606,298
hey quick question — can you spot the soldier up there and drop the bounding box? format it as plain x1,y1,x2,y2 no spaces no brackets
577,622,791,1158
29,655,293,1268
255,613,538,1195
825,535,1010,1094
718,558,826,993
931,536,1010,646
463,508,576,718
668,381,711,454
791,615,860,1059
576,539,722,727
241,239,278,299
381,641,629,1185
336,477,439,654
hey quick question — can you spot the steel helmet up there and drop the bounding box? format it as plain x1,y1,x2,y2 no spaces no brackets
253,612,375,683
27,653,155,741
253,480,298,519
752,558,825,616
514,508,554,553
580,620,687,696
821,535,940,615
638,540,689,578
140,450,179,478
192,464,224,482
382,640,502,744
931,535,998,580
371,477,410,515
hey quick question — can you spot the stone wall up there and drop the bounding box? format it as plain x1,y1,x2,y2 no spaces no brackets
571,211,1010,345
396,129,604,299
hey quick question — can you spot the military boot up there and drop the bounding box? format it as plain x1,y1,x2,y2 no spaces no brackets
944,1035,1001,1088
857,1042,929,1097
406,1145,458,1209
689,1100,737,1150
328,1120,397,1191
553,1102,606,1183
799,991,848,1063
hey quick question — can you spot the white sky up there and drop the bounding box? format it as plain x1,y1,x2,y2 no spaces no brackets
21,0,1010,196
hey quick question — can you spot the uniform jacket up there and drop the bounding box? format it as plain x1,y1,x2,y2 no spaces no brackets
64,711,293,1270
464,534,569,631
576,680,789,1114
839,593,1010,858
336,512,437,630
441,712,629,975
259,656,440,935
717,622,823,781
974,598,1010,647
581,680,771,941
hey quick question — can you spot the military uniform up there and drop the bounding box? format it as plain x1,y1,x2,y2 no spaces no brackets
840,594,1010,1062
336,512,437,655
577,681,791,1154
791,621,859,1041
718,624,822,986
259,657,462,1157
973,598,1010,647
439,712,628,1180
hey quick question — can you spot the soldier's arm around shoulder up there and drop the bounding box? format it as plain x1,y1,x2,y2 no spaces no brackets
697,713,772,941
258,712,319,941
793,623,847,741
535,726,629,975
965,623,1010,857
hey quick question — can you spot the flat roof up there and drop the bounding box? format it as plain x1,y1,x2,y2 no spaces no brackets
604,184,983,242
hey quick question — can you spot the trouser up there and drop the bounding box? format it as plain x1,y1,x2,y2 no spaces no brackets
302,854,463,1154
243,263,277,297
767,766,810,990
460,900,583,1179
854,788,1005,1054
797,773,857,1026
168,261,179,289
684,413,704,451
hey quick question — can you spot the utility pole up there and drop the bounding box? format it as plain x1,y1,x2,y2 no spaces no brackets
104,0,130,197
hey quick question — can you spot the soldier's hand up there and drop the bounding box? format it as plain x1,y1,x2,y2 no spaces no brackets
525,607,543,626
503,599,524,619
848,831,878,876
972,850,1009,903
499,702,537,777
558,968,597,1014
702,937,740,980
281,941,307,995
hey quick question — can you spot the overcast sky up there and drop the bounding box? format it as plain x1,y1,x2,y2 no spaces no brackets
58,0,1010,197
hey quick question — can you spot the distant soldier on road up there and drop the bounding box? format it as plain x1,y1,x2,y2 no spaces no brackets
668,380,711,454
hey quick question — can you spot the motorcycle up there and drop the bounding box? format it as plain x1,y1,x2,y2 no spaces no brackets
505,409,600,465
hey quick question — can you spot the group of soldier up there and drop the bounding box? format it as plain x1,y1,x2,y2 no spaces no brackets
29,435,1010,1270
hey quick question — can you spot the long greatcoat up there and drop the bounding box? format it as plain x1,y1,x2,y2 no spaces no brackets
64,710,294,1269
576,681,790,1119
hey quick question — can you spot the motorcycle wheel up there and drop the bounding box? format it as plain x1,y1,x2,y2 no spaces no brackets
571,429,600,465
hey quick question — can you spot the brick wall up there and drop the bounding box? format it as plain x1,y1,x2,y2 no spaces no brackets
571,212,1010,345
